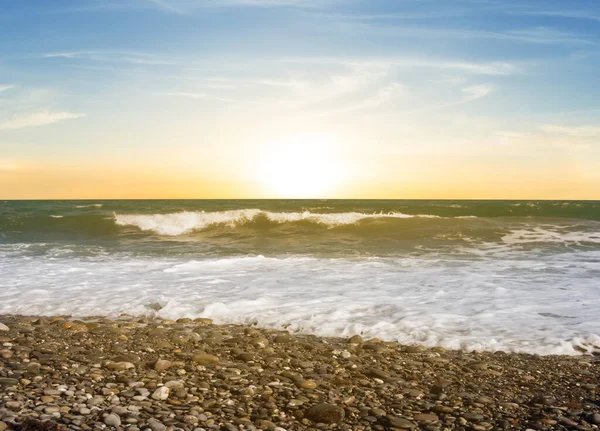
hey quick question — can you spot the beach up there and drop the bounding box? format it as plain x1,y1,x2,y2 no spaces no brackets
1,315,599,431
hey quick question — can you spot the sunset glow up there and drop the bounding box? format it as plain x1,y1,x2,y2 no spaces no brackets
0,0,599,199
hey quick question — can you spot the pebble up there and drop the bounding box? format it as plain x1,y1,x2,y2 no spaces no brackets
148,419,167,431
153,359,173,372
104,413,122,427
192,353,220,365
388,416,417,429
305,403,345,424
151,386,170,400
299,379,318,390
0,315,598,431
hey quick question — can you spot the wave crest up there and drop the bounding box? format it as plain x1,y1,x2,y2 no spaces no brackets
114,209,437,235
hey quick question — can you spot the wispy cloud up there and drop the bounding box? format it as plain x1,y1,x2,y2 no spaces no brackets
321,82,406,116
143,0,329,14
0,85,14,93
155,92,244,104
147,0,187,15
285,57,519,76
42,51,177,65
461,85,494,103
354,23,592,45
513,10,600,23
497,123,600,150
0,111,85,130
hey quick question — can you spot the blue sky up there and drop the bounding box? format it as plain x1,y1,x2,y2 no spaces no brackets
1,0,599,198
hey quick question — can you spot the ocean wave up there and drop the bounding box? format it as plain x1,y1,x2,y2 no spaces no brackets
49,215,64,218
2,253,600,355
75,204,103,208
114,210,443,235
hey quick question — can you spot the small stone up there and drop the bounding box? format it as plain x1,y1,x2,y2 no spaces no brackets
305,403,345,424
147,419,167,431
153,359,173,372
106,361,135,371
589,413,600,425
0,378,18,387
467,362,488,371
404,346,426,353
558,417,578,427
388,416,417,429
6,401,21,411
299,379,318,390
433,405,454,414
0,323,8,331
257,420,277,429
105,413,122,427
165,380,185,389
274,334,294,343
0,421,7,431
414,413,439,423
463,412,485,423
192,354,219,365
151,386,170,400
347,335,364,344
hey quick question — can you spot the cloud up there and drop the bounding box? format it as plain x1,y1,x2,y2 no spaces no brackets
143,0,328,14
0,111,85,130
461,85,494,102
514,10,600,23
155,92,243,103
497,123,600,150
322,82,406,116
0,85,14,93
42,51,177,65
284,57,519,76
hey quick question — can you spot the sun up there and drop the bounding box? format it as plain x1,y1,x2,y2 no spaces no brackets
257,134,345,198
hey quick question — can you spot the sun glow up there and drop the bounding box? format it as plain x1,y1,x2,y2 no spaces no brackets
257,134,345,198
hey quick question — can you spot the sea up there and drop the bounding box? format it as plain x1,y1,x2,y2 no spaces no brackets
1,199,599,355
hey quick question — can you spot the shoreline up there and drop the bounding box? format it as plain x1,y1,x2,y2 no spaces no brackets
1,315,599,431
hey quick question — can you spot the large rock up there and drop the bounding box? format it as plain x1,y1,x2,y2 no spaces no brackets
305,403,345,424
0,323,9,331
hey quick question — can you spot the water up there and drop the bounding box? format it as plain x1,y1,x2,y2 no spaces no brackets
1,199,599,355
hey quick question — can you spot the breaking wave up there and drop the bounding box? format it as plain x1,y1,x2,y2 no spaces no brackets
114,210,444,235
75,204,103,208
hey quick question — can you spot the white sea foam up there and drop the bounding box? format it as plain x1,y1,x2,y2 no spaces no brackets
2,249,599,355
75,204,103,208
503,227,600,244
49,215,64,218
114,210,439,235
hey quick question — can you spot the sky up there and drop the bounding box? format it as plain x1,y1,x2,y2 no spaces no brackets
1,0,599,199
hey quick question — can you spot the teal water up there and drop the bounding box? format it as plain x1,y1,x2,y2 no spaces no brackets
1,200,599,256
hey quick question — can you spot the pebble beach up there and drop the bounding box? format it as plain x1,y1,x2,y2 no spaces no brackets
1,315,599,431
